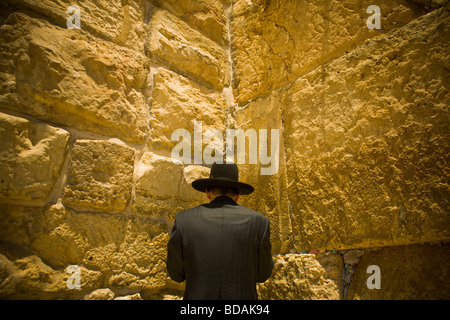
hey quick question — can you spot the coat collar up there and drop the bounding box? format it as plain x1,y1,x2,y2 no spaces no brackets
201,195,238,208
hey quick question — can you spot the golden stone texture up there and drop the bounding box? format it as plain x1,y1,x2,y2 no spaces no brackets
0,0,449,300
3,0,147,51
0,113,70,201
346,243,450,299
0,203,170,298
0,13,150,143
62,140,135,212
231,0,426,104
148,67,227,153
258,253,343,300
133,151,210,220
147,0,228,46
146,7,230,91
282,7,450,251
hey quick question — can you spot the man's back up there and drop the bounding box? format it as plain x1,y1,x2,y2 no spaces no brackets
167,195,273,300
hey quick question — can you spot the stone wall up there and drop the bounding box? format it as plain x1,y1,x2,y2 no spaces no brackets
233,0,450,300
0,0,226,300
0,0,449,300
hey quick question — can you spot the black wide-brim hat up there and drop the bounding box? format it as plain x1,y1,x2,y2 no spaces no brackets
191,162,254,195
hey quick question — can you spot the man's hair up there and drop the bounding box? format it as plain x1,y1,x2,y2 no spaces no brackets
206,186,239,197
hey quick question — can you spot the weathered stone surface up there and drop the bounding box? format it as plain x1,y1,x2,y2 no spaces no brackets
231,0,426,104
29,205,89,267
235,91,293,253
114,293,142,300
3,0,146,51
83,288,115,300
0,253,102,299
0,202,168,266
0,0,449,301
0,204,39,248
257,253,343,299
0,113,70,202
146,8,230,91
133,151,209,220
409,0,449,9
63,140,135,212
281,7,450,251
347,243,450,299
148,0,228,45
0,13,149,143
148,67,227,154
104,231,170,293
0,202,171,298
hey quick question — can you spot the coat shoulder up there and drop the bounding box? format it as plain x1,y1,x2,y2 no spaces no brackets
174,203,269,226
237,204,266,217
235,204,270,225
175,204,204,216
173,204,206,223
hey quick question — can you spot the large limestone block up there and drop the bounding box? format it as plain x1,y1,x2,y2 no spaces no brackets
0,13,150,143
146,8,230,91
231,0,426,104
2,0,146,51
281,8,450,250
346,243,450,299
133,152,209,220
83,288,115,300
62,140,135,212
409,0,450,9
0,204,42,248
107,232,170,293
148,68,227,154
257,253,343,299
234,92,293,253
16,203,162,269
0,113,70,202
0,253,102,299
0,202,170,298
147,0,228,45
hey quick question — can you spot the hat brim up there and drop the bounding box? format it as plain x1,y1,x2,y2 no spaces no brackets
192,178,254,195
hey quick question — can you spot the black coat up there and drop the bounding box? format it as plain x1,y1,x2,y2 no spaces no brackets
167,195,274,300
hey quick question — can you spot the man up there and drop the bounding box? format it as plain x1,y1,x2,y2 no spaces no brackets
166,162,274,300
